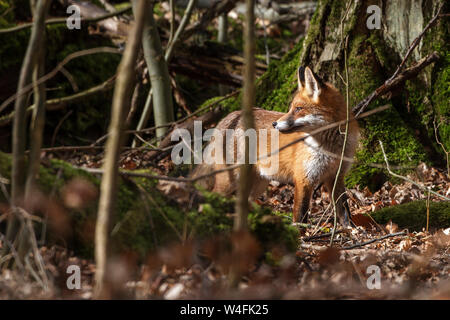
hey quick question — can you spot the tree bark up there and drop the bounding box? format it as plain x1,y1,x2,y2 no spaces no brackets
132,0,175,141
94,0,148,299
18,2,49,259
234,0,256,232
3,0,50,259
229,0,256,288
297,0,448,189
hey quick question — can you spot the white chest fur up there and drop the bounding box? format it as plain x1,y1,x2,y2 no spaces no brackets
303,135,333,183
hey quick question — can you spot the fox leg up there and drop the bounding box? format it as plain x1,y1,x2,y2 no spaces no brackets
325,177,350,226
249,174,269,201
292,182,313,223
212,164,237,196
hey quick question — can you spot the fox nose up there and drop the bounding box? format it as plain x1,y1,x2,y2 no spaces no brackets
272,122,277,128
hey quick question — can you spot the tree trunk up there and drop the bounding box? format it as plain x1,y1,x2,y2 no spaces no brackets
19,2,49,259
3,0,49,260
221,0,448,190
297,0,448,190
94,0,148,298
234,0,256,232
230,0,256,288
132,1,175,141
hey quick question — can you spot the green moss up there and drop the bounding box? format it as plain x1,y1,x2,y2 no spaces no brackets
219,39,304,114
189,190,299,253
0,152,298,258
255,40,304,112
430,44,450,152
343,33,428,189
371,200,450,231
0,0,14,25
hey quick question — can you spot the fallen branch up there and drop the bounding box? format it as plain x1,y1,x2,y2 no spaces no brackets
352,3,443,116
303,230,344,242
341,231,407,250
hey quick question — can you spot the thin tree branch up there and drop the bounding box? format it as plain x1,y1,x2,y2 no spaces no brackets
0,76,116,127
0,47,121,115
352,4,443,117
331,2,351,246
353,52,440,116
379,140,450,201
94,1,147,298
165,0,197,62
4,0,50,262
0,5,132,34
388,3,444,81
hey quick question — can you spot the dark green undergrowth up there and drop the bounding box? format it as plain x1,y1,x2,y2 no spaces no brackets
0,152,298,259
371,200,450,231
0,2,120,147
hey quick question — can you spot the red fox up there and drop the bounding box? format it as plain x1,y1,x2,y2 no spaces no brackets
193,66,360,225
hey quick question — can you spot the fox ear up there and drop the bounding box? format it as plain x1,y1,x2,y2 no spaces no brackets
304,67,322,101
297,66,305,90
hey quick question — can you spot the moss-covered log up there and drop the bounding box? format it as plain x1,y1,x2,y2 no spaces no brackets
371,200,450,231
0,152,298,258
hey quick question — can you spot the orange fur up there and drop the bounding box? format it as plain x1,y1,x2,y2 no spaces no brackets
193,67,360,225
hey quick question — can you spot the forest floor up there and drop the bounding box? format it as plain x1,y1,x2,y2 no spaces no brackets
0,150,449,299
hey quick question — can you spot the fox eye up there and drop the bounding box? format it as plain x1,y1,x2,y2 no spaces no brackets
295,107,303,112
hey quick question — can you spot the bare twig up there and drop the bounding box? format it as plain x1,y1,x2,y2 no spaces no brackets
353,52,440,117
0,47,121,115
93,90,239,146
331,2,351,246
379,140,450,201
165,0,197,62
60,67,79,92
342,231,407,250
78,104,393,183
353,3,443,116
0,5,132,34
303,230,344,242
0,76,116,127
433,118,449,178
426,190,431,232
51,110,73,147
94,0,147,298
168,0,176,45
388,3,444,81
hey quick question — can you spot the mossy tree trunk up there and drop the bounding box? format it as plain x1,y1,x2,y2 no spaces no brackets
217,0,447,189
298,0,449,189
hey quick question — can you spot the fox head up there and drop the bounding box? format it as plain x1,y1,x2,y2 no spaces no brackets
272,66,346,132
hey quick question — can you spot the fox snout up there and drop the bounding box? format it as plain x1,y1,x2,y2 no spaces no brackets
273,119,293,131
